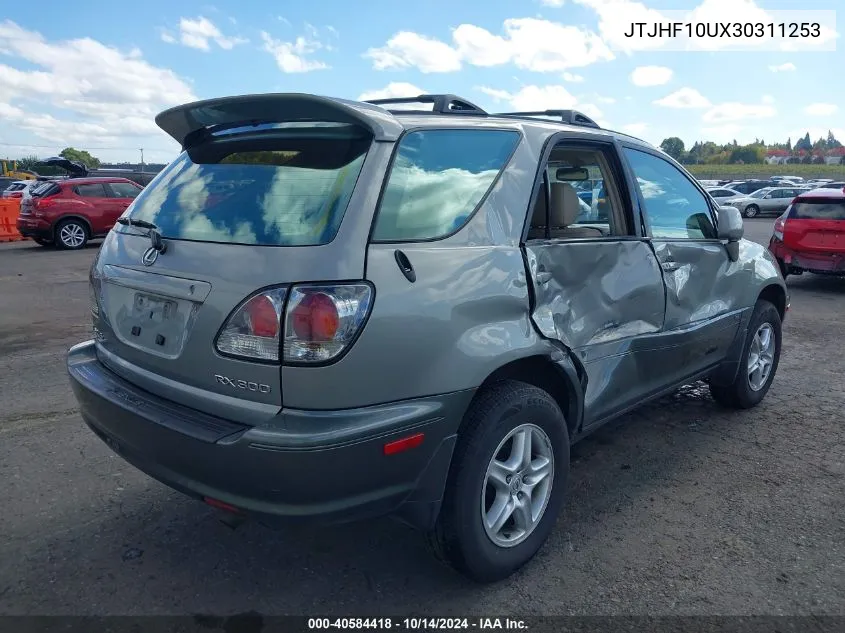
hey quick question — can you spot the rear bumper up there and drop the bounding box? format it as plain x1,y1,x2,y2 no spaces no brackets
67,340,472,530
16,215,51,240
769,239,845,275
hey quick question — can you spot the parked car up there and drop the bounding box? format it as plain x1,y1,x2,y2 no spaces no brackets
0,176,16,192
724,180,776,195
722,186,803,218
66,92,788,583
769,188,845,278
16,176,143,248
1,179,42,199
816,181,845,190
706,186,743,203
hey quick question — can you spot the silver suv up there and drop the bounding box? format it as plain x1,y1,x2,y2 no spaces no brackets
68,93,788,582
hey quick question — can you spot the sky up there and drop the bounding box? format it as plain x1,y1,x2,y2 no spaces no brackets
0,0,841,164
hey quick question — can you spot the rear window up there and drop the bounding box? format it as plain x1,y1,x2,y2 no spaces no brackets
791,199,845,220
371,129,520,241
31,182,60,197
122,124,371,246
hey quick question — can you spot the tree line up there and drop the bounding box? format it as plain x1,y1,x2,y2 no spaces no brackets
660,131,844,165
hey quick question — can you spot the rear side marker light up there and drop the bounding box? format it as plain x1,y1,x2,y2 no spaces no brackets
384,433,425,456
203,497,242,514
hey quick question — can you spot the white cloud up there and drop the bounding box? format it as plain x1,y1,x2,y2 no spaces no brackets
623,123,648,135
476,84,604,127
762,95,775,104
804,103,838,116
769,62,796,72
630,65,673,87
160,30,177,44
654,88,711,109
0,20,195,161
358,83,427,107
365,31,462,73
562,72,584,83
365,18,613,74
701,124,744,143
572,0,674,53
540,0,566,5
172,16,247,51
261,31,329,73
702,103,777,123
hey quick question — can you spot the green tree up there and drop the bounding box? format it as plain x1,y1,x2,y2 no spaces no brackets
729,145,764,164
827,130,842,149
659,137,685,161
59,147,101,169
16,155,42,171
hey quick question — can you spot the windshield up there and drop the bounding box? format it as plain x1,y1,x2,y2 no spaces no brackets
121,125,371,246
749,188,771,199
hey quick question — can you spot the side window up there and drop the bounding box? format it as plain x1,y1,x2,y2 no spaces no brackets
75,183,107,198
527,144,629,240
371,129,520,241
109,182,142,199
624,148,717,240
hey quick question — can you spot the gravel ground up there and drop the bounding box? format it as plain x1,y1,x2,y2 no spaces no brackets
0,219,843,616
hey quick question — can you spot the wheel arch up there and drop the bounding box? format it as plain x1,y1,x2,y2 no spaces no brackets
466,353,585,441
758,282,787,322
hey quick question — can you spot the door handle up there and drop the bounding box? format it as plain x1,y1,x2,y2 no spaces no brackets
535,271,553,284
661,261,681,272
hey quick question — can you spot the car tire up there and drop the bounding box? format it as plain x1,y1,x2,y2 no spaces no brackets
33,237,53,247
427,380,569,583
743,205,759,218
710,299,782,409
55,219,89,250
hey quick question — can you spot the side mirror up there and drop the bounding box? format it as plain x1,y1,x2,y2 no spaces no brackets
717,205,744,262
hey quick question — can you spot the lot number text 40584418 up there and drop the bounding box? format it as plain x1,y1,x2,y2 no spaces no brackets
307,618,528,630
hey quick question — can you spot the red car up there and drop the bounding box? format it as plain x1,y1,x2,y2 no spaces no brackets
16,176,143,249
768,187,845,278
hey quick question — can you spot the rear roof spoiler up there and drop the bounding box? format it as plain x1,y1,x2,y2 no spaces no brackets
155,93,406,148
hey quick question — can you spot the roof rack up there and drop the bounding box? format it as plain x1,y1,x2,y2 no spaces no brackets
492,109,601,129
364,94,487,115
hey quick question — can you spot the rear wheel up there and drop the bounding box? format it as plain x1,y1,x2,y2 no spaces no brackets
743,205,759,218
55,219,88,250
710,299,782,409
427,380,569,583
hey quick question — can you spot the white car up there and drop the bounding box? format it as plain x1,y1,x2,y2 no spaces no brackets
706,186,744,203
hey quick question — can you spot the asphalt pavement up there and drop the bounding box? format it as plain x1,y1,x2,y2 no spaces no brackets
1,218,843,616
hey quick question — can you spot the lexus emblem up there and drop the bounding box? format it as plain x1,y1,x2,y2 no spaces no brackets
142,247,159,266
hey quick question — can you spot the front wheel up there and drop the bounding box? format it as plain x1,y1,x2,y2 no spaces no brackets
743,205,759,218
427,380,570,583
710,299,782,409
55,219,88,250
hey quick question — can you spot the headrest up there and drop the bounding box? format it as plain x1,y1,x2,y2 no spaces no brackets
549,182,581,227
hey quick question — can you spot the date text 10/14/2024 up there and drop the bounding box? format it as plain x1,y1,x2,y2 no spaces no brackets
308,618,528,630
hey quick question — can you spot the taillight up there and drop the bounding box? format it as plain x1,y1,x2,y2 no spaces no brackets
284,284,373,364
216,288,287,361
773,216,786,241
215,283,373,364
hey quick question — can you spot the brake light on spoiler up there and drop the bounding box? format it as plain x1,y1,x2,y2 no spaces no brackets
215,283,373,364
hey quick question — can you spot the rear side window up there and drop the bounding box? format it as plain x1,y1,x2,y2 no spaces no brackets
123,124,371,246
75,183,107,197
371,129,520,241
791,199,845,220
109,182,141,198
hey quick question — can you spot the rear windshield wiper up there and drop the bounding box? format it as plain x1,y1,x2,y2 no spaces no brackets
116,217,167,253
116,217,157,230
